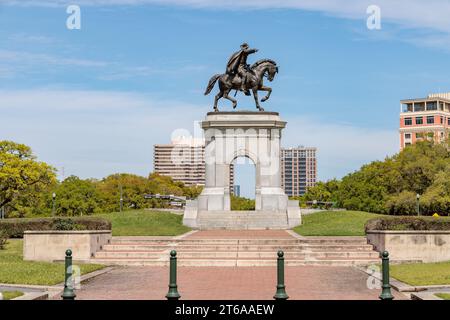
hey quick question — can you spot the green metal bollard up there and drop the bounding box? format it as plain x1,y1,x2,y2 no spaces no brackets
166,250,181,300
273,250,289,300
379,251,394,300
61,249,76,300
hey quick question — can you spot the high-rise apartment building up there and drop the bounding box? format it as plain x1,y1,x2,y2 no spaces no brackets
154,137,234,187
281,146,317,196
399,92,450,150
153,137,206,186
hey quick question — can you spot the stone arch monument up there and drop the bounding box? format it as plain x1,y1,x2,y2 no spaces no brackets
183,111,301,229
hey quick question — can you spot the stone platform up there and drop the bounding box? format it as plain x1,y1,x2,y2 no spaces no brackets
182,111,301,230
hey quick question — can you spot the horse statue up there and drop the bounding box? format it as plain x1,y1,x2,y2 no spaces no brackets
204,59,279,112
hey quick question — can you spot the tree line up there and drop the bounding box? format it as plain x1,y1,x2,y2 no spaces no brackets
301,140,450,215
0,141,202,218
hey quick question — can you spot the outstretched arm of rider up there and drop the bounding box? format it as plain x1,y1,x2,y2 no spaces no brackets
245,48,258,54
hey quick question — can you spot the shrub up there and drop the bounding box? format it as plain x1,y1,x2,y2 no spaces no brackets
0,217,111,238
52,218,84,231
0,230,8,249
365,216,450,232
385,191,417,215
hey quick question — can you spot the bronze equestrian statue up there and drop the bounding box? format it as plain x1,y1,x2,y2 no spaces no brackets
204,43,279,112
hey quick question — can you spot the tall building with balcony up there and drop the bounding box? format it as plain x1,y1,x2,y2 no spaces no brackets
281,146,317,197
400,92,450,149
154,137,206,186
154,137,234,188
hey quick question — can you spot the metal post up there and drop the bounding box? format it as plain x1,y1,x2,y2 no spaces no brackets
166,250,181,300
52,192,56,216
416,194,420,216
61,249,76,300
274,250,289,300
379,251,394,300
119,184,123,212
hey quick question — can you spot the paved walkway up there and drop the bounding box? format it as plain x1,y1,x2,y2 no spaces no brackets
73,231,407,300
74,266,406,300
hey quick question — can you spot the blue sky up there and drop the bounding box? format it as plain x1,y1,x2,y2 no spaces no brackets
1,1,450,198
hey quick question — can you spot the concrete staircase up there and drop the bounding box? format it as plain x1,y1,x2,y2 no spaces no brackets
196,211,291,230
91,236,381,267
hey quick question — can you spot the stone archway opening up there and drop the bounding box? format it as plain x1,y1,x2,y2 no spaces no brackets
230,156,256,211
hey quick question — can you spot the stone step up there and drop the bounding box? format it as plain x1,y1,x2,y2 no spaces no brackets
90,257,380,267
102,244,374,251
94,250,380,259
110,238,369,245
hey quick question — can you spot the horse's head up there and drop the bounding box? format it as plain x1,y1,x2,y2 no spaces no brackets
267,64,278,82
251,59,279,82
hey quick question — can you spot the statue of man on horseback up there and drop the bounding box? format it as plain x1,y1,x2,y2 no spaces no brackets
204,43,279,112
226,43,258,96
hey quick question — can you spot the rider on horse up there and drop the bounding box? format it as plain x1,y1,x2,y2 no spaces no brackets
226,43,258,96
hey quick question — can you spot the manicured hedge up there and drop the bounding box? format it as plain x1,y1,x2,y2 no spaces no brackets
365,216,450,232
0,217,111,238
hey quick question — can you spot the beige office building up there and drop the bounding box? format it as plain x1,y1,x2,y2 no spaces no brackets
154,137,234,188
281,146,317,196
154,137,206,186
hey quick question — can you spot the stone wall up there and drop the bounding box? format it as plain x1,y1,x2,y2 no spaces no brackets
23,230,112,262
366,230,450,262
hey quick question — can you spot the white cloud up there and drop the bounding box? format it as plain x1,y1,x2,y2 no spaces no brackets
0,49,108,67
0,89,206,179
2,0,450,35
283,116,398,180
0,89,398,182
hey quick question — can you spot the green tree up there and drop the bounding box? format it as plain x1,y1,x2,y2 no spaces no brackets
303,141,450,215
97,173,151,212
0,141,56,217
420,167,450,215
385,191,417,215
53,176,100,216
230,195,255,210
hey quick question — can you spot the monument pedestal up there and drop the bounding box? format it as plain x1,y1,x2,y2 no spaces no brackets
183,111,301,230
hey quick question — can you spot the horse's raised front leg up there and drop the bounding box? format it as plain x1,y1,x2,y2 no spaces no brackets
214,91,223,112
259,85,272,102
223,89,237,109
252,88,264,111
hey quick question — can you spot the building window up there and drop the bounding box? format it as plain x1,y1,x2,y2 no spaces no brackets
427,116,434,124
440,116,444,124
405,133,411,139
415,117,423,125
402,103,413,112
448,118,450,125
414,103,425,112
416,132,423,139
405,142,411,146
404,117,412,126
426,101,437,111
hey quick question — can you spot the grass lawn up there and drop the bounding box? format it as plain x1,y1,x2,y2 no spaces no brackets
293,210,385,236
97,210,191,236
435,293,450,300
0,240,104,286
1,291,23,300
390,261,450,286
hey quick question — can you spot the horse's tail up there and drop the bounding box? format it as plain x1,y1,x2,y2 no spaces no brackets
204,74,221,95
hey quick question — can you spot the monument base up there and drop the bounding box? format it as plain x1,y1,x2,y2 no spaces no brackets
183,200,301,230
182,110,302,230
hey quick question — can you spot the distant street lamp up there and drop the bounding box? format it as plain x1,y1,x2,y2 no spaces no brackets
416,194,420,216
119,184,123,213
52,192,56,216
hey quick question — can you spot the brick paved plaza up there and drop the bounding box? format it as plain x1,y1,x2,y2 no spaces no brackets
74,265,405,300
73,230,406,300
